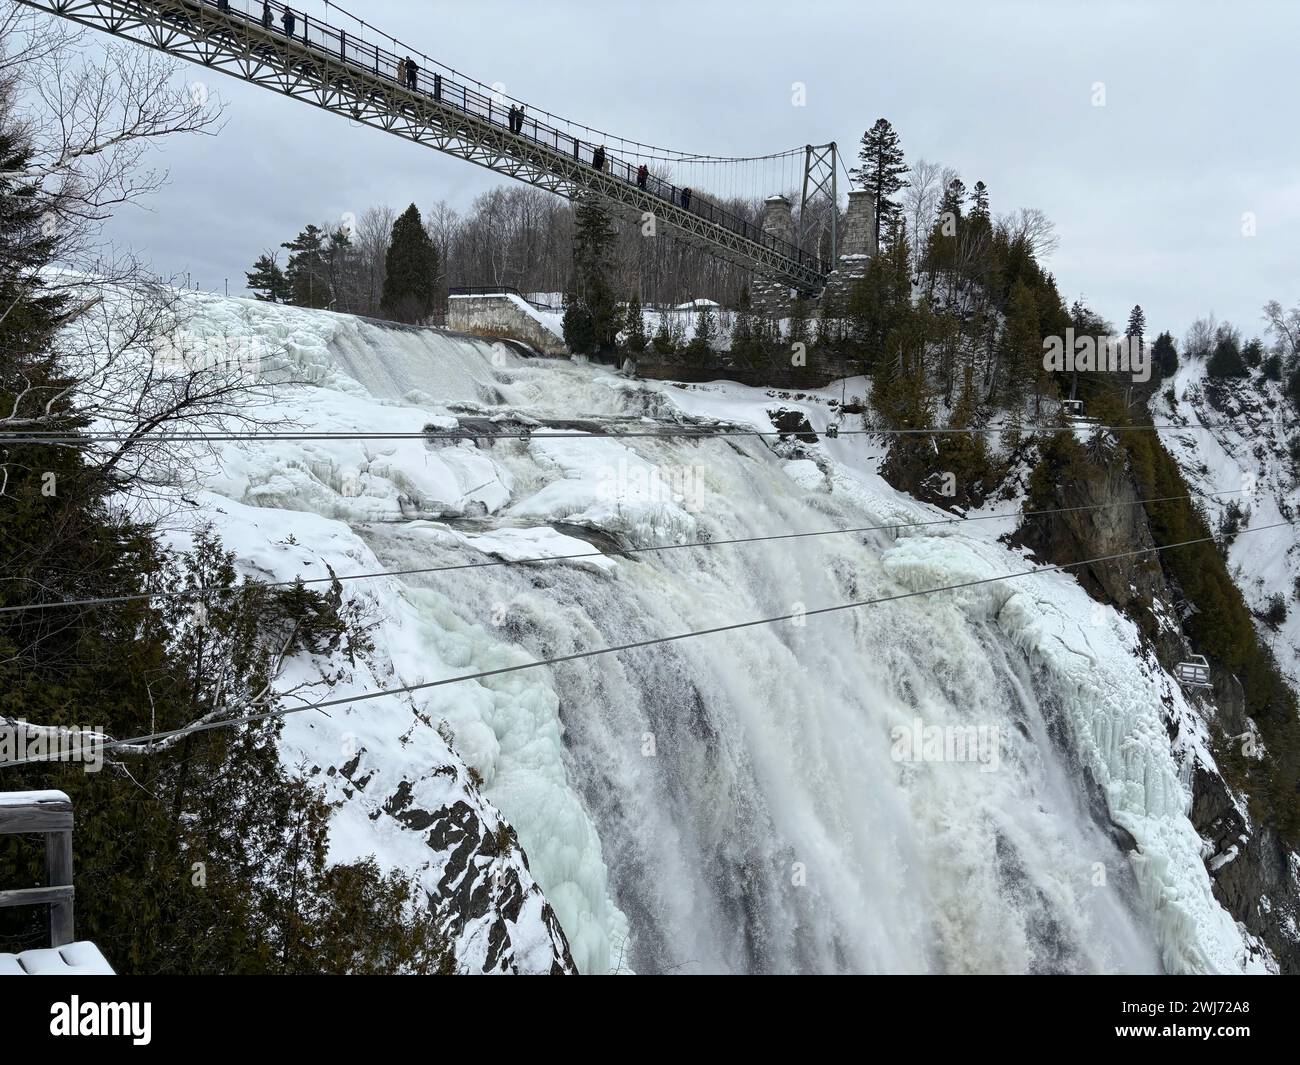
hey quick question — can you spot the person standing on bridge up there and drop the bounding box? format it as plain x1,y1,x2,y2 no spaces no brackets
282,8,295,37
397,56,407,84
681,187,692,211
507,104,519,133
406,57,420,90
636,164,648,190
261,2,272,30
591,144,606,172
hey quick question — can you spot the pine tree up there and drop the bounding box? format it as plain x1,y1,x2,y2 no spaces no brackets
651,320,675,356
848,219,912,373
970,181,990,222
939,177,967,222
246,252,291,303
623,293,648,354
851,118,909,250
569,195,619,353
999,280,1042,412
561,291,596,356
685,305,715,363
281,225,332,309
1149,330,1177,379
381,205,440,324
1207,333,1248,378
1125,305,1147,355
730,287,758,367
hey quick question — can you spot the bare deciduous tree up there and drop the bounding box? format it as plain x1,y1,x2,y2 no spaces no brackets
998,206,1060,260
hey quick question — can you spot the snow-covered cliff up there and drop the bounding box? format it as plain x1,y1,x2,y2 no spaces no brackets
1151,359,1299,693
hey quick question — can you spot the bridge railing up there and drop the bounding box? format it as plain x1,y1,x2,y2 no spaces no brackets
179,0,828,276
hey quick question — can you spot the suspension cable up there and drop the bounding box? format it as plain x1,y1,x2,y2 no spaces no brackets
0,420,1262,445
0,488,1264,614
308,0,810,165
4,518,1290,768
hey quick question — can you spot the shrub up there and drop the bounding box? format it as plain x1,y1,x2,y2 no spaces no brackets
1261,594,1288,627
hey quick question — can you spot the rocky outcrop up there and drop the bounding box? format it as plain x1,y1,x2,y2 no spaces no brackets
317,733,577,975
1189,762,1299,973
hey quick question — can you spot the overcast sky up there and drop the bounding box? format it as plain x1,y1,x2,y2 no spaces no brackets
93,0,1299,341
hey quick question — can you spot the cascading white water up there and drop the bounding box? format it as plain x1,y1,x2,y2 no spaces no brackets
361,430,1168,974
161,293,1256,975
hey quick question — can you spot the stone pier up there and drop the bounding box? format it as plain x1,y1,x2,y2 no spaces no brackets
817,189,877,313
751,195,797,319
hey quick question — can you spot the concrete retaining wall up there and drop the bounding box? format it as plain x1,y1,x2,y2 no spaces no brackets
446,294,568,356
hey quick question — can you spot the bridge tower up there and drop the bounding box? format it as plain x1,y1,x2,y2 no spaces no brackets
752,196,798,319
818,189,878,312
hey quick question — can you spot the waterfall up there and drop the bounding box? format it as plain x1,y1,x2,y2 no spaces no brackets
166,292,1255,974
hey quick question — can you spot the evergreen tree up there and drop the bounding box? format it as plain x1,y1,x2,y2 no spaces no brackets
381,204,440,324
999,279,1041,412
685,305,716,363
788,293,811,349
970,181,990,222
938,177,967,222
851,118,909,249
730,287,759,367
1207,332,1248,378
561,291,596,356
1241,337,1264,369
1125,305,1147,355
623,293,648,354
281,225,332,309
245,252,291,303
848,220,912,373
569,195,619,354
1152,330,1178,378
651,321,675,356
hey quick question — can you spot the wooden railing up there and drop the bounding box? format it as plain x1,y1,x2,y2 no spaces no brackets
0,790,76,947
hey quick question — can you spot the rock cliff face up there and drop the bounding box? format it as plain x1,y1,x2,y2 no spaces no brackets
1006,430,1300,972
321,738,576,974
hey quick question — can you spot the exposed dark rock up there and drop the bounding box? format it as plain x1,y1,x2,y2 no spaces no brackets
766,407,818,443
418,794,576,974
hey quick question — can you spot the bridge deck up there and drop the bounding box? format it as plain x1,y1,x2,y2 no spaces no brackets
20,0,830,291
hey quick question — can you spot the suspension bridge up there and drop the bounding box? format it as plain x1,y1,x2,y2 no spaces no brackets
17,0,847,292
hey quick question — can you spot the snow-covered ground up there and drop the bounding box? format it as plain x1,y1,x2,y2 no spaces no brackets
105,289,1277,973
1151,358,1300,691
